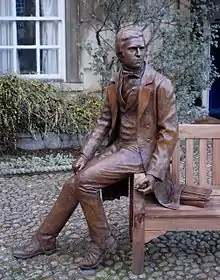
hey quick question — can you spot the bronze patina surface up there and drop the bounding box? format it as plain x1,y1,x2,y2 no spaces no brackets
12,27,179,269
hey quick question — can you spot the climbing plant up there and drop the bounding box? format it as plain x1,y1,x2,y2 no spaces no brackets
82,0,220,122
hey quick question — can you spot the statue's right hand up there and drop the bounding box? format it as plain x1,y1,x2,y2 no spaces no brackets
72,154,88,173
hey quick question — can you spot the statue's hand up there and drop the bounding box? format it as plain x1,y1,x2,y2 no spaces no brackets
135,174,157,195
72,154,88,173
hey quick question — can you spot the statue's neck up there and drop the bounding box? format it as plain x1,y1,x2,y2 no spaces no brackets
121,62,145,78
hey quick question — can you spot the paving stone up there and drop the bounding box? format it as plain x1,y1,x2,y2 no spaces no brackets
196,274,209,280
1,172,220,279
190,268,202,275
96,270,109,278
105,260,114,266
201,261,216,268
202,255,215,262
169,271,179,277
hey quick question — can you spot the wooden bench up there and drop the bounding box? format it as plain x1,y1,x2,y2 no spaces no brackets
129,124,220,275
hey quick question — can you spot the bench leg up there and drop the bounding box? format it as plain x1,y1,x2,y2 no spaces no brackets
132,214,145,275
130,177,146,275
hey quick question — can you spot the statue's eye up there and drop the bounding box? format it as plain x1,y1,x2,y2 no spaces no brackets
128,47,136,51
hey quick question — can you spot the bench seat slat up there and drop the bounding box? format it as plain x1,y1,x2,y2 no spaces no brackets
145,217,220,231
145,195,220,218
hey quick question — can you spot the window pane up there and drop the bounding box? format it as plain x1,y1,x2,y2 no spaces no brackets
17,21,36,45
17,49,36,74
0,50,13,73
40,22,58,45
16,0,36,16
40,49,58,74
0,22,13,45
40,0,58,16
0,0,13,16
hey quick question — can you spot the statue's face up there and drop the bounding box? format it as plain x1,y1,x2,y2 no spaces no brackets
119,36,145,69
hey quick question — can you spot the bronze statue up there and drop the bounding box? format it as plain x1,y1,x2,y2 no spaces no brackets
12,27,180,269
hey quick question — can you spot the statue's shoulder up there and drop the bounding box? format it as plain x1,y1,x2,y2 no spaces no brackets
156,73,173,93
145,65,169,85
109,71,120,84
147,65,172,90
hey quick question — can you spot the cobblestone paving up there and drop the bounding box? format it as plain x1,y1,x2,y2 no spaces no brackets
1,172,220,280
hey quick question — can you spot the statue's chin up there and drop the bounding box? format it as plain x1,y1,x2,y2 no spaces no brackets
122,62,143,71
127,60,145,69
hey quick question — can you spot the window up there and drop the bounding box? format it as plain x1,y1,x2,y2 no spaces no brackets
0,0,65,80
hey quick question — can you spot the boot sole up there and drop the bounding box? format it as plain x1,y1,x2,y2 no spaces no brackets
13,248,56,259
79,250,107,270
79,241,117,270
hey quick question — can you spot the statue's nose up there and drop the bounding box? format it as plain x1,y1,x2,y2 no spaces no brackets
136,48,141,57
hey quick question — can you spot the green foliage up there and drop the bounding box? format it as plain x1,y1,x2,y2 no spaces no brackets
85,42,117,97
0,154,72,170
82,0,220,123
0,74,102,148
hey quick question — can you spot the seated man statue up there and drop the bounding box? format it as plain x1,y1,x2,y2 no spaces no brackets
12,27,180,270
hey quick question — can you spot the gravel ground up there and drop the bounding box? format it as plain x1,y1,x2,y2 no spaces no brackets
1,172,220,280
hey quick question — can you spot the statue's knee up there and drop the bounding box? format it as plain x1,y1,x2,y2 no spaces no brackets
63,169,93,193
63,176,77,191
76,168,91,186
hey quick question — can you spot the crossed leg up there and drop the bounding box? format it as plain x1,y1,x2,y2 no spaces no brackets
12,144,143,269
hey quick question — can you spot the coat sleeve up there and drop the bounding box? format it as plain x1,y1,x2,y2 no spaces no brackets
80,91,112,160
147,78,178,181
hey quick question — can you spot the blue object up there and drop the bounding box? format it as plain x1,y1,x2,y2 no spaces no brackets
209,24,220,119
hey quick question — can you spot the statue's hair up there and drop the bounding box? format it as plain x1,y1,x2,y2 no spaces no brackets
115,26,144,55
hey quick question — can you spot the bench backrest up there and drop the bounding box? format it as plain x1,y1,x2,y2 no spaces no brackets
172,124,220,187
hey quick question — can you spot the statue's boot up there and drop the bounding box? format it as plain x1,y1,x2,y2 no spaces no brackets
78,190,117,269
12,179,78,259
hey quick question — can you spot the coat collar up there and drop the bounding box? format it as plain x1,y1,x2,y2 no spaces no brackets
107,62,156,128
107,82,118,129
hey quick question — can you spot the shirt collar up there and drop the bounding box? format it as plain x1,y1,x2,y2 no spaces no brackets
121,62,145,79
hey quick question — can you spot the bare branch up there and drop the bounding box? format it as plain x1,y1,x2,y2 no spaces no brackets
89,23,114,49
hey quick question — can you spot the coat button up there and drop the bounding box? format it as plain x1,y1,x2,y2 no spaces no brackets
146,124,150,129
147,138,151,142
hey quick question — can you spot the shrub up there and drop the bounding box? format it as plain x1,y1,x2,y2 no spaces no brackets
0,74,102,150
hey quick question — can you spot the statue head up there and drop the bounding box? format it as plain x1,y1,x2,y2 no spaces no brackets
115,26,146,70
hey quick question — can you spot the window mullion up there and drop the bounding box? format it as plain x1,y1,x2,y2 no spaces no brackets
60,0,66,81
36,0,40,74
36,21,40,74
36,0,40,17
12,0,17,73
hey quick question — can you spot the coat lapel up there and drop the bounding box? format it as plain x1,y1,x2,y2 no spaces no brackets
107,63,157,128
137,86,152,123
137,63,156,123
107,83,118,129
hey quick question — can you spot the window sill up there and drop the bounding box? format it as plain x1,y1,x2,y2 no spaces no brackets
36,79,84,92
54,82,84,92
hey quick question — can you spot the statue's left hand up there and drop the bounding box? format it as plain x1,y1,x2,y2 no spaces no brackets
135,174,157,195
72,154,88,173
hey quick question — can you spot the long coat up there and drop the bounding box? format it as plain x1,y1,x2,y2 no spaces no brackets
81,63,181,210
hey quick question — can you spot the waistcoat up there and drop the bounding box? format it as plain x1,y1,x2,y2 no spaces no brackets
118,73,141,146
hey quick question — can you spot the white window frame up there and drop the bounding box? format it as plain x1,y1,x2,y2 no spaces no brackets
0,0,66,81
